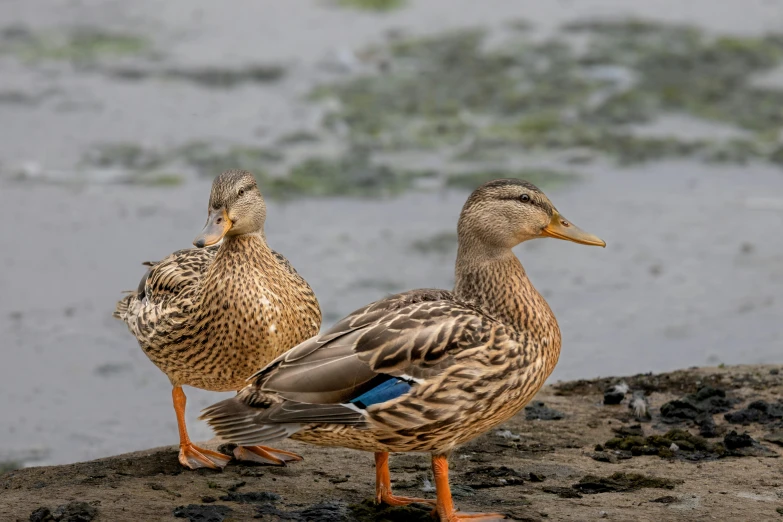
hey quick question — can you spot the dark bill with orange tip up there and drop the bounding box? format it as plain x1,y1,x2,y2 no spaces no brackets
541,211,605,247
194,208,232,248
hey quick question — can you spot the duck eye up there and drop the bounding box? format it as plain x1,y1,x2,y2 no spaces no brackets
238,189,245,197
519,194,531,203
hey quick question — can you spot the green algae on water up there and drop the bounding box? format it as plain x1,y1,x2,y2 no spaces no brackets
82,142,283,177
276,130,321,145
311,20,783,166
337,0,406,11
1,26,150,63
131,173,185,187
0,461,21,475
446,169,580,191
108,64,286,88
266,150,435,199
81,143,165,171
176,143,284,177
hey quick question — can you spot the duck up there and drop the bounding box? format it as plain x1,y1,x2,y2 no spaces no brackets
201,178,604,520
114,169,322,470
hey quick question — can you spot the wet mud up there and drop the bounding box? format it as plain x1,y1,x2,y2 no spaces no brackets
2,365,782,521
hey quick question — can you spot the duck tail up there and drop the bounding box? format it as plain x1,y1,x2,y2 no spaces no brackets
114,264,153,320
200,397,300,447
113,293,134,320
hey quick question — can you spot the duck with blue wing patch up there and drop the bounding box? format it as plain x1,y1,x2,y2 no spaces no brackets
202,179,605,522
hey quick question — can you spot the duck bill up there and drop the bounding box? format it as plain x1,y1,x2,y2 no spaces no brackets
193,208,232,248
541,211,605,247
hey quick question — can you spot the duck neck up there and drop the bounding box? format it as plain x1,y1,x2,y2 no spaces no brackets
205,232,273,282
216,232,270,258
454,242,557,340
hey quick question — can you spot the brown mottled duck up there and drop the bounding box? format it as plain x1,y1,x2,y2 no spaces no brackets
114,169,321,470
201,179,604,520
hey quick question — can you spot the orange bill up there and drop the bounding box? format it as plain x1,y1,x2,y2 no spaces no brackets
541,211,605,247
193,208,231,248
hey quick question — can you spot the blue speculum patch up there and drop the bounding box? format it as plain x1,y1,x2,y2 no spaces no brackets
349,377,412,409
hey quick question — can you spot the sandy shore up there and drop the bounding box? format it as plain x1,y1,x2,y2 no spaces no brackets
2,364,781,521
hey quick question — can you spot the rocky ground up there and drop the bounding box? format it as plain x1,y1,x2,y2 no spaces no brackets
2,364,782,521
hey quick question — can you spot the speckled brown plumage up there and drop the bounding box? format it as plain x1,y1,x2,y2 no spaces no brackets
115,169,321,469
201,178,604,519
117,239,320,390
245,258,560,454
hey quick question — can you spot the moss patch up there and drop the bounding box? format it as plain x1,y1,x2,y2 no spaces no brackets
599,425,777,461
553,366,781,397
603,427,718,459
573,472,682,494
349,499,431,521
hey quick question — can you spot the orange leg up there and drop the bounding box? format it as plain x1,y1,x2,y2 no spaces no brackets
232,445,303,466
374,452,435,506
173,386,231,470
431,454,507,521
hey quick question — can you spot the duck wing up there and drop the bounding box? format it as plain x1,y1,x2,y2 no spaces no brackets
201,288,509,442
113,245,219,342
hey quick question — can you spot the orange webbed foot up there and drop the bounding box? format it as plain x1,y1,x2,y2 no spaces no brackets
441,513,508,521
233,445,303,466
178,443,231,470
376,491,436,507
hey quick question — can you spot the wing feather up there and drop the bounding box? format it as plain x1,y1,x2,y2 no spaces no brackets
241,289,497,406
202,288,508,444
113,245,219,343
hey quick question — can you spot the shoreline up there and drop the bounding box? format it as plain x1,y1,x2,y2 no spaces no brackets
3,363,781,521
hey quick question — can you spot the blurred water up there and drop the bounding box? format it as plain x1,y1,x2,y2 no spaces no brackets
1,0,782,466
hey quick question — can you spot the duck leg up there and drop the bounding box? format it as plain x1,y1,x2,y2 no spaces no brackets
232,445,303,466
431,454,506,522
374,452,435,506
173,386,231,470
